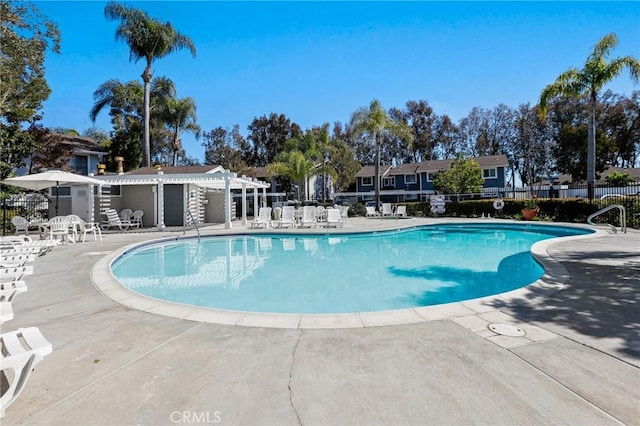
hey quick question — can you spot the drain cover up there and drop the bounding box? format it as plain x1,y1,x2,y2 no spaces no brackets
488,323,525,337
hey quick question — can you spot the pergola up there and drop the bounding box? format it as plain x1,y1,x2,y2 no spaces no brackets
93,170,270,229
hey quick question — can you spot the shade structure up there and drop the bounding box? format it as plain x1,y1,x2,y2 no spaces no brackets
2,170,103,215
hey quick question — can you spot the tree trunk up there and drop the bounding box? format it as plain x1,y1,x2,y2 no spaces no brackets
586,94,596,203
142,64,152,168
375,133,381,212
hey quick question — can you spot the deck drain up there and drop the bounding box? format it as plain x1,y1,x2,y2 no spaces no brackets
488,323,525,337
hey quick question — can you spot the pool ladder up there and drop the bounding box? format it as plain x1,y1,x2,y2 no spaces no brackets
587,204,626,234
183,210,201,242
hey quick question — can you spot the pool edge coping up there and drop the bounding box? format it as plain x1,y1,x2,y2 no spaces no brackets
90,220,607,329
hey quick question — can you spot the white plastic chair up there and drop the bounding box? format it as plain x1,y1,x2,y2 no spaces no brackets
0,327,52,418
0,265,33,283
326,208,344,228
365,206,379,217
0,254,36,268
11,217,29,236
250,207,271,229
101,209,131,231
0,280,28,303
299,206,317,228
382,203,394,217
119,208,133,222
131,210,144,229
273,206,295,228
396,205,407,217
0,301,14,324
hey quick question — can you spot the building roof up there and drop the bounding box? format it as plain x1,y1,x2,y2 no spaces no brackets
252,167,268,179
416,154,509,172
355,165,392,178
125,165,224,175
55,134,108,154
387,163,420,176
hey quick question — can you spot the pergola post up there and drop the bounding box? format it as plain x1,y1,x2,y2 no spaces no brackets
156,171,165,230
241,183,247,226
224,176,232,229
253,186,259,220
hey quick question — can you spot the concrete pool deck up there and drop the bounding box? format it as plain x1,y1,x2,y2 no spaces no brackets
3,217,639,425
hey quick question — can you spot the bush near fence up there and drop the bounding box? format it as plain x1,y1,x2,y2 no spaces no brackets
397,198,638,229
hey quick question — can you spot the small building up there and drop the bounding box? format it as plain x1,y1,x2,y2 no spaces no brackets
91,165,270,229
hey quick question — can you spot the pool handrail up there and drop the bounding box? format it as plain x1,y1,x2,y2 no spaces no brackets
587,204,626,234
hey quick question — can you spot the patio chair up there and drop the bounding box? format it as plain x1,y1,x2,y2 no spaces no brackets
250,207,271,229
298,206,316,228
273,206,295,228
382,203,394,217
0,266,33,283
131,210,144,229
365,206,379,217
67,215,102,242
46,216,73,243
325,208,344,228
119,208,133,222
0,238,56,256
0,254,36,268
338,205,349,223
101,209,131,231
0,280,28,303
0,301,13,324
0,327,53,418
11,216,29,236
395,205,407,217
315,206,326,224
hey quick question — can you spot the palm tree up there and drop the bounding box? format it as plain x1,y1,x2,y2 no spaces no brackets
105,1,196,167
539,33,639,201
159,97,201,166
267,150,316,201
350,99,413,211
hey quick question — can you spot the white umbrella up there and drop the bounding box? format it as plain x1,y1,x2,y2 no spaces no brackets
2,170,103,216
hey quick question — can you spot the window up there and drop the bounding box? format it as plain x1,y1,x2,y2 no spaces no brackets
483,168,497,179
361,177,373,186
405,174,416,184
94,185,121,197
383,177,395,187
73,155,89,175
426,172,438,182
50,186,71,197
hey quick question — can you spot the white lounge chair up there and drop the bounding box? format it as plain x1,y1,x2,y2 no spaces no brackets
299,206,316,228
250,207,271,229
101,208,131,231
0,301,14,324
11,216,29,236
395,205,407,217
0,266,33,283
0,280,28,303
325,208,344,228
0,254,36,268
0,238,56,256
381,203,394,217
273,206,295,228
365,206,379,217
0,327,53,418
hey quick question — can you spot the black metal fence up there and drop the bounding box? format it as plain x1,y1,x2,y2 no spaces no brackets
1,192,50,236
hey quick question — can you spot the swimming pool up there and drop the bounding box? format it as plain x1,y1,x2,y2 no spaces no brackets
110,223,593,314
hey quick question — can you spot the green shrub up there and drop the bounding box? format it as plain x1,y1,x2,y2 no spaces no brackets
349,203,367,217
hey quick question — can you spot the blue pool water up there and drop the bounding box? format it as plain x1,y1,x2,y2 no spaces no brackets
111,224,592,314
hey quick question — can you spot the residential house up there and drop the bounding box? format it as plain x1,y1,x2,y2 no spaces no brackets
352,155,510,202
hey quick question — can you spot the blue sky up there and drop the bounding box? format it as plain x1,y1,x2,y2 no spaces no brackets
35,1,640,162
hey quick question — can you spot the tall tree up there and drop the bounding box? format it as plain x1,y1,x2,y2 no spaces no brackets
349,99,413,212
267,150,316,200
246,113,301,166
158,97,200,166
0,0,60,179
539,33,640,201
105,1,196,167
